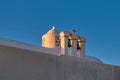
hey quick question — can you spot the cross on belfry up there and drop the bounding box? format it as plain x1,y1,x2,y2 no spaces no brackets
71,28,76,34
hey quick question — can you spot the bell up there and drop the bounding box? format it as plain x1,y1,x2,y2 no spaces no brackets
68,38,72,47
77,41,81,50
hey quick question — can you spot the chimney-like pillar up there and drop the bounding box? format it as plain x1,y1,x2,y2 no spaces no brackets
80,37,86,57
69,28,77,56
60,32,68,55
70,38,77,56
77,39,81,57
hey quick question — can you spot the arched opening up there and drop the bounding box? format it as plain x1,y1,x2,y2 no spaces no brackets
76,36,81,57
67,34,73,56
55,36,60,47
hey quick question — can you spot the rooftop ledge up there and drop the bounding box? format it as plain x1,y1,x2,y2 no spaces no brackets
0,38,61,56
0,38,103,64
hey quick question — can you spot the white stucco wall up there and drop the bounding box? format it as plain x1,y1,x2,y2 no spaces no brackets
0,38,61,56
0,45,120,80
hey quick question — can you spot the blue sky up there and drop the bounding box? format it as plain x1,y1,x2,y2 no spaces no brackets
0,0,120,66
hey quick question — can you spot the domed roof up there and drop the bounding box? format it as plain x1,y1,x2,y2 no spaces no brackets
80,56,103,63
85,56,103,63
47,26,59,34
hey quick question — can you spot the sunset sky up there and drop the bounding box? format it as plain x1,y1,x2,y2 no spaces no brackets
0,0,120,66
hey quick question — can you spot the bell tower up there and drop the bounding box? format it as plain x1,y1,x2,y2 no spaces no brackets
42,26,86,58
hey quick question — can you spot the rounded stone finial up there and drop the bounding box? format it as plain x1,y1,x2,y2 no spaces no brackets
47,25,59,34
52,26,55,30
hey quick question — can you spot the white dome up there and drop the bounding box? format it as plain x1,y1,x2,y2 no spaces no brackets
85,56,103,63
80,56,103,63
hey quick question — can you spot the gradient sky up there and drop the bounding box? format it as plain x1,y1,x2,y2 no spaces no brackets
0,0,120,66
